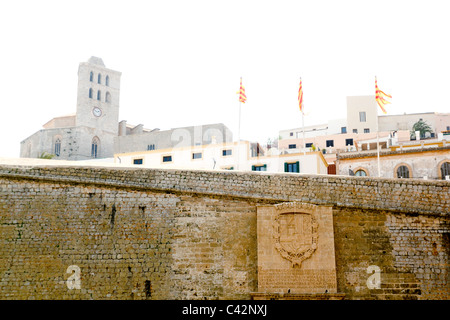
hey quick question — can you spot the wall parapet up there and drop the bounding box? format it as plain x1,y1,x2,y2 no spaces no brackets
337,144,450,160
0,164,448,216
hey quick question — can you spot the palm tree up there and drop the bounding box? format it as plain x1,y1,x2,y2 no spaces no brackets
411,118,432,139
38,152,55,159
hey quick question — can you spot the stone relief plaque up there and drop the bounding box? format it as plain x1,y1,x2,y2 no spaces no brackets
273,211,318,267
255,202,338,296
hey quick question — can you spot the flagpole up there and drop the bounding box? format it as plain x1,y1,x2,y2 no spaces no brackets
376,118,381,178
237,77,242,171
299,77,306,155
375,76,381,177
374,76,392,178
302,110,306,155
237,96,241,171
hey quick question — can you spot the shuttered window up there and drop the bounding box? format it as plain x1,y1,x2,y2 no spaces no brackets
284,161,299,173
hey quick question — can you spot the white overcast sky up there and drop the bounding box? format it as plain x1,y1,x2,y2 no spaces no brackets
1,0,449,158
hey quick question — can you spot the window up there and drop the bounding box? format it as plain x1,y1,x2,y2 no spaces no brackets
144,280,151,298
90,71,93,82
288,144,297,149
251,144,262,157
98,73,101,84
26,143,32,157
290,132,294,137
364,128,370,133
105,75,110,87
355,169,367,176
326,140,334,147
97,90,101,101
252,164,267,171
284,161,300,173
223,166,234,170
353,129,358,134
440,162,450,179
345,138,354,146
133,158,143,165
192,152,202,160
305,143,313,148
359,111,366,122
91,137,99,158
341,127,347,134
222,149,232,156
162,155,172,162
105,92,111,103
147,144,155,151
54,138,61,157
397,165,410,178
89,88,93,99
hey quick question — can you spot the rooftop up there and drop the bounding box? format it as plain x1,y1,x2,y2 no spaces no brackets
87,56,105,67
337,144,450,160
0,157,126,168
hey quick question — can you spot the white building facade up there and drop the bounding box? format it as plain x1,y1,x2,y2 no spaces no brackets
279,95,450,167
115,141,329,175
336,140,450,180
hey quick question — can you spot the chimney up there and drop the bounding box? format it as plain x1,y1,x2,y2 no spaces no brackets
119,120,127,136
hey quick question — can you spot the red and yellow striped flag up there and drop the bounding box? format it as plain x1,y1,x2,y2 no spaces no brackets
239,77,247,103
298,78,304,114
375,77,392,114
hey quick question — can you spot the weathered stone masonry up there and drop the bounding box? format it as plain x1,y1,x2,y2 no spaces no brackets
0,164,448,299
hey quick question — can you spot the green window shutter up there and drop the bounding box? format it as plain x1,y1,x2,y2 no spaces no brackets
296,161,300,173
284,162,288,172
252,165,255,171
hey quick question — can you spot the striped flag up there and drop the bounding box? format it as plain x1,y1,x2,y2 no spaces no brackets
375,77,392,114
298,78,304,114
239,77,247,103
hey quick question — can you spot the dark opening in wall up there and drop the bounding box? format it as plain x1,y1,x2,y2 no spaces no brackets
110,204,116,227
144,280,152,299
443,233,450,256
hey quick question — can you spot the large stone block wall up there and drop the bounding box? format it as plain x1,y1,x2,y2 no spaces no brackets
0,164,447,215
0,179,176,299
0,164,448,299
333,207,449,300
0,176,259,299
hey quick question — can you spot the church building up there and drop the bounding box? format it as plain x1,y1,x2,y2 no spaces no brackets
20,57,232,160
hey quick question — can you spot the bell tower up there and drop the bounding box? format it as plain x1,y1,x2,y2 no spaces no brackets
75,57,121,134
20,57,122,160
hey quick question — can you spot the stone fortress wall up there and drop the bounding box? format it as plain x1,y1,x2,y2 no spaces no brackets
0,163,448,299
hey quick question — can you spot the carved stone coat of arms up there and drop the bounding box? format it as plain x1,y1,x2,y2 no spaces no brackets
273,204,319,267
255,201,338,296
